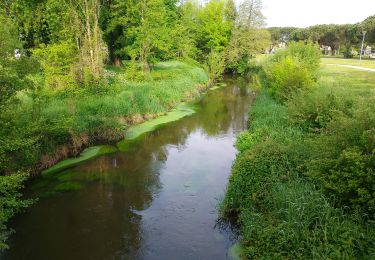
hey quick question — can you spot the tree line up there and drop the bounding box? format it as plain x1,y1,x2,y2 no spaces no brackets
268,15,375,57
1,0,271,88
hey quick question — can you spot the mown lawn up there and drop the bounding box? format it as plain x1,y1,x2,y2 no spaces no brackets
321,56,375,69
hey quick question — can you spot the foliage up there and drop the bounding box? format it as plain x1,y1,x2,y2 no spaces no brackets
0,174,34,250
222,90,375,259
225,0,270,74
123,0,172,73
305,99,375,214
32,41,78,89
263,42,321,102
207,50,225,84
196,0,234,55
287,84,353,132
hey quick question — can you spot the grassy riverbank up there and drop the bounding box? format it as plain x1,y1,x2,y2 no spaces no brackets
222,53,375,258
2,61,208,175
0,61,208,249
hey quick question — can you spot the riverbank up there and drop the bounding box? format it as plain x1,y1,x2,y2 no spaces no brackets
222,55,375,258
2,78,253,259
0,60,209,249
3,61,208,176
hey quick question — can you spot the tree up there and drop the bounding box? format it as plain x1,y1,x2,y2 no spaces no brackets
237,0,265,28
0,11,32,108
196,0,233,55
70,0,108,81
268,27,297,44
341,24,360,58
359,15,375,46
123,0,172,73
225,0,270,74
100,0,126,65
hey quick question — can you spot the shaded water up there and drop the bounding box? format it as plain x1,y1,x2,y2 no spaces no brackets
2,78,254,260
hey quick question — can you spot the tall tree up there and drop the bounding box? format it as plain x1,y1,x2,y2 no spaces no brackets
237,0,265,28
225,0,270,73
70,0,108,80
170,0,200,58
196,0,233,55
123,0,171,73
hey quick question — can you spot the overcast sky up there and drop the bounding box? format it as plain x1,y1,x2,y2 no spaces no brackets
254,0,375,28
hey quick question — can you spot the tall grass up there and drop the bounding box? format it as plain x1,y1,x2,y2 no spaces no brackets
3,61,208,173
222,90,375,259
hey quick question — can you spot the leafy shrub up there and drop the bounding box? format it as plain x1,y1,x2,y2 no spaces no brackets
287,84,353,132
263,42,321,102
264,56,315,101
274,41,321,76
207,50,225,84
222,90,374,258
0,174,34,249
306,99,375,214
33,41,78,89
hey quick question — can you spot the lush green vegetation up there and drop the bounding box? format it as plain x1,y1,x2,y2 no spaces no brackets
222,44,375,258
0,0,271,249
2,0,374,255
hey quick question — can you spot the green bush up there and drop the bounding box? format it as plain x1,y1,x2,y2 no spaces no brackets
275,41,321,76
222,90,374,258
0,174,34,250
263,42,321,102
33,41,78,89
264,56,315,101
287,84,353,132
306,99,375,214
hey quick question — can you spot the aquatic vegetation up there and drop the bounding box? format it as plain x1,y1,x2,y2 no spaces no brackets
42,146,118,176
117,103,196,150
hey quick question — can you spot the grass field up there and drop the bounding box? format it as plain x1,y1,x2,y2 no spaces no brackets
320,58,375,98
321,57,375,69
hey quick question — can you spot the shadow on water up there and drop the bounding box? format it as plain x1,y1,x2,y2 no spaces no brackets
2,77,255,260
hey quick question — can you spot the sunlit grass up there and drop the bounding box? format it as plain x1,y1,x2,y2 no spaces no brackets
321,57,375,69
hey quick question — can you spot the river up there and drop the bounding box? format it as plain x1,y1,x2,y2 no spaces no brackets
2,77,254,260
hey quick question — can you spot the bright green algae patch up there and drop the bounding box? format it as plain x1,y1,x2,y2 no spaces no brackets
117,103,196,151
42,145,118,176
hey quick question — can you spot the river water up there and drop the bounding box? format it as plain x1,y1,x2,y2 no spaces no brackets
2,77,254,260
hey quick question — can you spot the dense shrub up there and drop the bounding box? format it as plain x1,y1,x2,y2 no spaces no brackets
263,42,320,102
33,42,78,89
264,56,314,101
222,90,375,258
306,99,375,214
0,174,34,250
275,41,321,75
287,84,353,132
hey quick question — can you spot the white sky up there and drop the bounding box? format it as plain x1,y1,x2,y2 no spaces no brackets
246,0,375,28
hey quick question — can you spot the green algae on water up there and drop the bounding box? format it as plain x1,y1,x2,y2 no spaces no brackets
42,145,118,176
117,103,195,151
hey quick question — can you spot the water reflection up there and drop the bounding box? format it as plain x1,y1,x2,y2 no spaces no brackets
3,78,254,260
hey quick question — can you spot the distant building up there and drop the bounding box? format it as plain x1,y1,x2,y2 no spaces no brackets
320,45,332,55
364,46,372,56
265,41,286,54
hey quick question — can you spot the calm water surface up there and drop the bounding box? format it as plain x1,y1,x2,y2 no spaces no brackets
2,77,254,260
